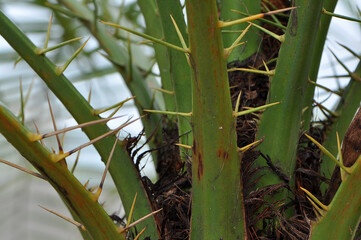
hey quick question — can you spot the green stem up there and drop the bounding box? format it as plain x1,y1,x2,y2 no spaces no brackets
157,0,193,148
138,0,176,117
58,0,163,158
302,0,338,129
186,1,245,238
0,10,158,239
321,63,361,183
309,157,361,240
0,104,123,240
255,0,324,211
220,0,261,62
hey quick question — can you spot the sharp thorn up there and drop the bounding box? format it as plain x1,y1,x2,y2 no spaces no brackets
39,205,86,231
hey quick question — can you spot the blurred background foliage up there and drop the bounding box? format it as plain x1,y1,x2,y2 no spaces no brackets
0,0,360,239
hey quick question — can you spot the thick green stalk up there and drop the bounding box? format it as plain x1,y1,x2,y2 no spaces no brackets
137,0,176,114
156,0,193,147
302,0,339,129
0,104,123,240
255,0,324,200
308,157,361,240
321,63,361,180
220,0,261,62
58,0,163,152
186,1,245,239
0,10,158,238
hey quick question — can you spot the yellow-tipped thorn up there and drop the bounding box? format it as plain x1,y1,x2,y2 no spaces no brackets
93,187,102,201
336,132,343,165
234,91,242,114
31,117,121,141
84,179,90,188
18,77,25,125
100,20,188,54
134,227,147,240
306,196,324,222
71,150,81,174
329,49,361,83
44,12,53,49
35,37,84,55
308,79,342,95
300,187,329,211
138,40,153,45
64,116,143,158
169,14,191,65
39,205,86,231
228,67,275,76
249,22,284,42
93,97,136,115
93,134,119,202
28,132,43,142
152,88,175,95
313,100,340,118
305,196,326,218
47,95,63,154
237,139,263,152
234,101,280,117
262,59,270,73
50,152,70,163
304,133,351,175
33,121,44,146
144,109,192,117
126,193,138,228
224,24,251,59
169,14,188,50
0,158,46,180
336,132,349,182
87,85,92,103
55,37,90,76
175,143,192,149
218,7,295,28
120,208,162,233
